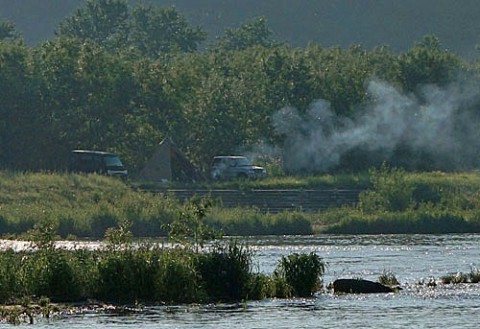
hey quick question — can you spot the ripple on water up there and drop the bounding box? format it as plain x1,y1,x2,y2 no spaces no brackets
7,234,480,329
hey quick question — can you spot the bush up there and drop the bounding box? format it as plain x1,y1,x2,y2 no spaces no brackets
244,273,274,300
155,249,204,303
206,208,313,236
378,270,400,286
0,250,22,302
97,249,159,303
441,269,480,284
441,272,470,284
359,162,415,213
20,249,82,302
274,252,325,297
197,241,252,301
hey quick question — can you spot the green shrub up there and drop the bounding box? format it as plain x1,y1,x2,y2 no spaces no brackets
359,162,415,213
378,270,400,286
274,252,325,297
469,268,480,283
97,250,157,303
441,269,480,284
155,249,204,303
441,272,470,284
0,250,22,302
20,249,82,302
270,276,293,298
324,206,480,234
244,273,274,300
197,241,252,301
206,208,313,236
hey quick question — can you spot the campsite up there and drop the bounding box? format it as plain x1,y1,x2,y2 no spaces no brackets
2,1,480,326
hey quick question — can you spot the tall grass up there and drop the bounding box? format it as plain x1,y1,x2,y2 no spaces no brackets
4,169,480,237
316,166,480,234
0,171,179,238
273,252,325,297
205,207,313,235
0,171,316,237
0,241,326,305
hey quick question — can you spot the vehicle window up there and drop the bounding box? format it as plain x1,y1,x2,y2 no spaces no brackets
236,157,252,166
104,155,123,167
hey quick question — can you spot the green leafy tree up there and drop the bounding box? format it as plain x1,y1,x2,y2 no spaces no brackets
398,35,463,92
56,1,205,58
0,41,43,169
31,37,139,168
0,20,19,41
163,197,219,251
55,0,129,49
213,17,278,51
129,6,206,58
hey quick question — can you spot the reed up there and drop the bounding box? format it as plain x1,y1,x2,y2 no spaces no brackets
273,252,325,297
0,223,326,305
441,268,480,284
378,270,400,286
205,207,314,236
0,246,325,305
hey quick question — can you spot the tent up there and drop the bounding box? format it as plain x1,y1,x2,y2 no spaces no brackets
139,138,203,183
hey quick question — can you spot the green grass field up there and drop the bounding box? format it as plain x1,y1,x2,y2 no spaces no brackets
2,168,480,237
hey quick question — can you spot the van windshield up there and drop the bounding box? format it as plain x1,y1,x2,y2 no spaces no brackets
104,155,124,168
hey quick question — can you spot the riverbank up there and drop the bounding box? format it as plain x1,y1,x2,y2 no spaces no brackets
2,169,480,237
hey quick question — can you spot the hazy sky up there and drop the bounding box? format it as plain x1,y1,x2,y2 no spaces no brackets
1,0,479,58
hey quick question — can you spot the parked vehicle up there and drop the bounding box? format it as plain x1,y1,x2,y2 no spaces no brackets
70,150,128,180
210,156,266,180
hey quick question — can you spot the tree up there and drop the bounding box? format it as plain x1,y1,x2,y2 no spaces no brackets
56,1,205,58
0,20,19,41
55,0,129,49
129,6,206,58
0,42,41,169
398,35,463,92
213,17,278,51
31,37,139,169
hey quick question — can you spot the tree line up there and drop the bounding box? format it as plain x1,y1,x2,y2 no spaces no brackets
1,0,479,177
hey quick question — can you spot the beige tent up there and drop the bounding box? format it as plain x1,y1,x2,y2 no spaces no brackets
140,138,203,183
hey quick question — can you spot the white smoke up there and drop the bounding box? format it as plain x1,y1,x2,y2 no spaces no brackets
271,79,480,172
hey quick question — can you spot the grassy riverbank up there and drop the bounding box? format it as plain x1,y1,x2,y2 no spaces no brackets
317,166,480,234
2,168,480,237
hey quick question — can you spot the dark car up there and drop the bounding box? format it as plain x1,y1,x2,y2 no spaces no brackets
70,150,128,179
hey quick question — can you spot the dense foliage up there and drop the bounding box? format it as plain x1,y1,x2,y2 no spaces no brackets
319,166,480,234
0,218,327,306
2,1,479,177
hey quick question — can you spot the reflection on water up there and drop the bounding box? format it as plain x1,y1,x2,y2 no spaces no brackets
10,234,480,329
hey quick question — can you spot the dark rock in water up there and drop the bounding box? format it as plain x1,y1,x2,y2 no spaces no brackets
333,278,395,294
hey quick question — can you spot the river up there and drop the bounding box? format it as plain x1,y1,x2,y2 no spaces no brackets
11,234,480,328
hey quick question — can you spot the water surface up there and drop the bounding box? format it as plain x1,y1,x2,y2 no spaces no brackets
11,234,480,328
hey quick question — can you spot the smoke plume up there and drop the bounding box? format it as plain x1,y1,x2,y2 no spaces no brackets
271,79,480,172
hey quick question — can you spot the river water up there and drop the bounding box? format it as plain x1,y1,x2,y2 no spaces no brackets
12,234,480,328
